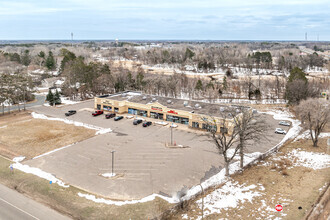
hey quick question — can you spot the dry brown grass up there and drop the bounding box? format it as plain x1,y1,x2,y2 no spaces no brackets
169,137,330,220
0,112,95,159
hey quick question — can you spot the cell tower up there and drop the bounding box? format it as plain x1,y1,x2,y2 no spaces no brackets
71,32,73,47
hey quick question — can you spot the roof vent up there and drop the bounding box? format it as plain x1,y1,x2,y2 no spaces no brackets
152,97,156,101
142,96,147,100
183,101,188,107
167,100,172,104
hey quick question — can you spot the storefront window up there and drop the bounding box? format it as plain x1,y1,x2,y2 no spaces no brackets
114,107,119,112
103,105,112,111
97,104,101,110
166,115,189,125
192,122,199,128
128,108,147,117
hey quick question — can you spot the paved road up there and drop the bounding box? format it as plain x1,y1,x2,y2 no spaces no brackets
0,184,70,220
2,95,45,113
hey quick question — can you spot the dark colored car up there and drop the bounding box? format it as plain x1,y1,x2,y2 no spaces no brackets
65,110,76,116
133,119,143,125
142,121,152,127
105,113,116,119
92,110,103,116
114,116,124,121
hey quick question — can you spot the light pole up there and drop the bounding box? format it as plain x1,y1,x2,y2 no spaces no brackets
111,150,116,176
171,123,173,145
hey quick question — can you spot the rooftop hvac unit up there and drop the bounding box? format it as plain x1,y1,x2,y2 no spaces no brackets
167,100,172,104
220,107,225,112
142,96,147,100
152,97,156,101
195,103,200,108
183,101,188,107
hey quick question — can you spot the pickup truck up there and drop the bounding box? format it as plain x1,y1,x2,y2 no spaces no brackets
65,110,76,116
92,110,103,116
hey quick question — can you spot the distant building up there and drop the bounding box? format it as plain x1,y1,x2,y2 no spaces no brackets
95,91,251,134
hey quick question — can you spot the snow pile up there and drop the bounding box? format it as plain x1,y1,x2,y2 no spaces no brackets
77,192,178,206
13,156,25,162
294,130,330,142
12,158,69,188
155,121,168,126
31,112,111,135
195,181,264,217
287,149,330,170
60,97,79,105
101,173,116,178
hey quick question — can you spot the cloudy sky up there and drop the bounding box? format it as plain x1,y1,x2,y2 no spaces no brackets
0,0,329,40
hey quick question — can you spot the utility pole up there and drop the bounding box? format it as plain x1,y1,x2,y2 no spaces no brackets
71,32,73,47
111,150,116,176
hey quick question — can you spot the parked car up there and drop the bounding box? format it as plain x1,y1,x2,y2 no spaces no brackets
133,119,143,125
92,110,103,116
114,116,124,121
65,110,76,116
279,121,290,126
105,113,116,119
275,128,286,134
142,121,152,127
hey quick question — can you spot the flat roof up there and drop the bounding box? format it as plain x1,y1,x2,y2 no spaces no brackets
100,91,249,118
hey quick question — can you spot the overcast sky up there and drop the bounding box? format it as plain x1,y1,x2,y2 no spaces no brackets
0,0,329,40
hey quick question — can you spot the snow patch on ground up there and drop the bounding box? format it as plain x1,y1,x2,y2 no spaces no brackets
77,192,178,206
0,125,7,129
31,112,111,135
287,149,330,170
155,121,168,126
101,173,116,178
195,180,264,217
13,156,25,162
294,130,330,142
12,161,69,188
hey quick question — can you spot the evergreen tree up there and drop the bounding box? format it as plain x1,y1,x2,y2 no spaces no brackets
46,51,56,70
46,90,54,106
195,80,203,91
223,76,228,90
288,67,307,83
184,48,195,60
21,50,31,66
54,90,61,105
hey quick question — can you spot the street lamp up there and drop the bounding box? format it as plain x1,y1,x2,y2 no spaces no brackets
171,123,173,145
111,150,116,176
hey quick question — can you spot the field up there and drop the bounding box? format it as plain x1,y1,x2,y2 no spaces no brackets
0,112,95,159
169,136,330,220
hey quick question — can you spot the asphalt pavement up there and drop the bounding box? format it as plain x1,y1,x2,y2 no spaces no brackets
0,183,71,220
2,95,45,113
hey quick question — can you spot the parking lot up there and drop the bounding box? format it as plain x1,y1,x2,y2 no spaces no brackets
25,100,289,200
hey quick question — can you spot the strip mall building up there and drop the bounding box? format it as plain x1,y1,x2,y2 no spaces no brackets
94,91,247,133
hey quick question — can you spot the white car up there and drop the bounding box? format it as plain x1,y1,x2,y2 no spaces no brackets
275,128,286,134
279,121,290,126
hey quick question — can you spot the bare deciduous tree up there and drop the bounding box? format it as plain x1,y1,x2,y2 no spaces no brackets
203,114,240,176
233,107,267,168
295,98,330,147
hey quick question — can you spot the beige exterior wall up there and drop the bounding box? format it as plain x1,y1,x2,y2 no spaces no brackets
95,97,236,134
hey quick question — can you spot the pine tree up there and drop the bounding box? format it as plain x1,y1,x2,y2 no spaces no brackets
46,90,54,106
54,90,61,105
46,51,56,70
